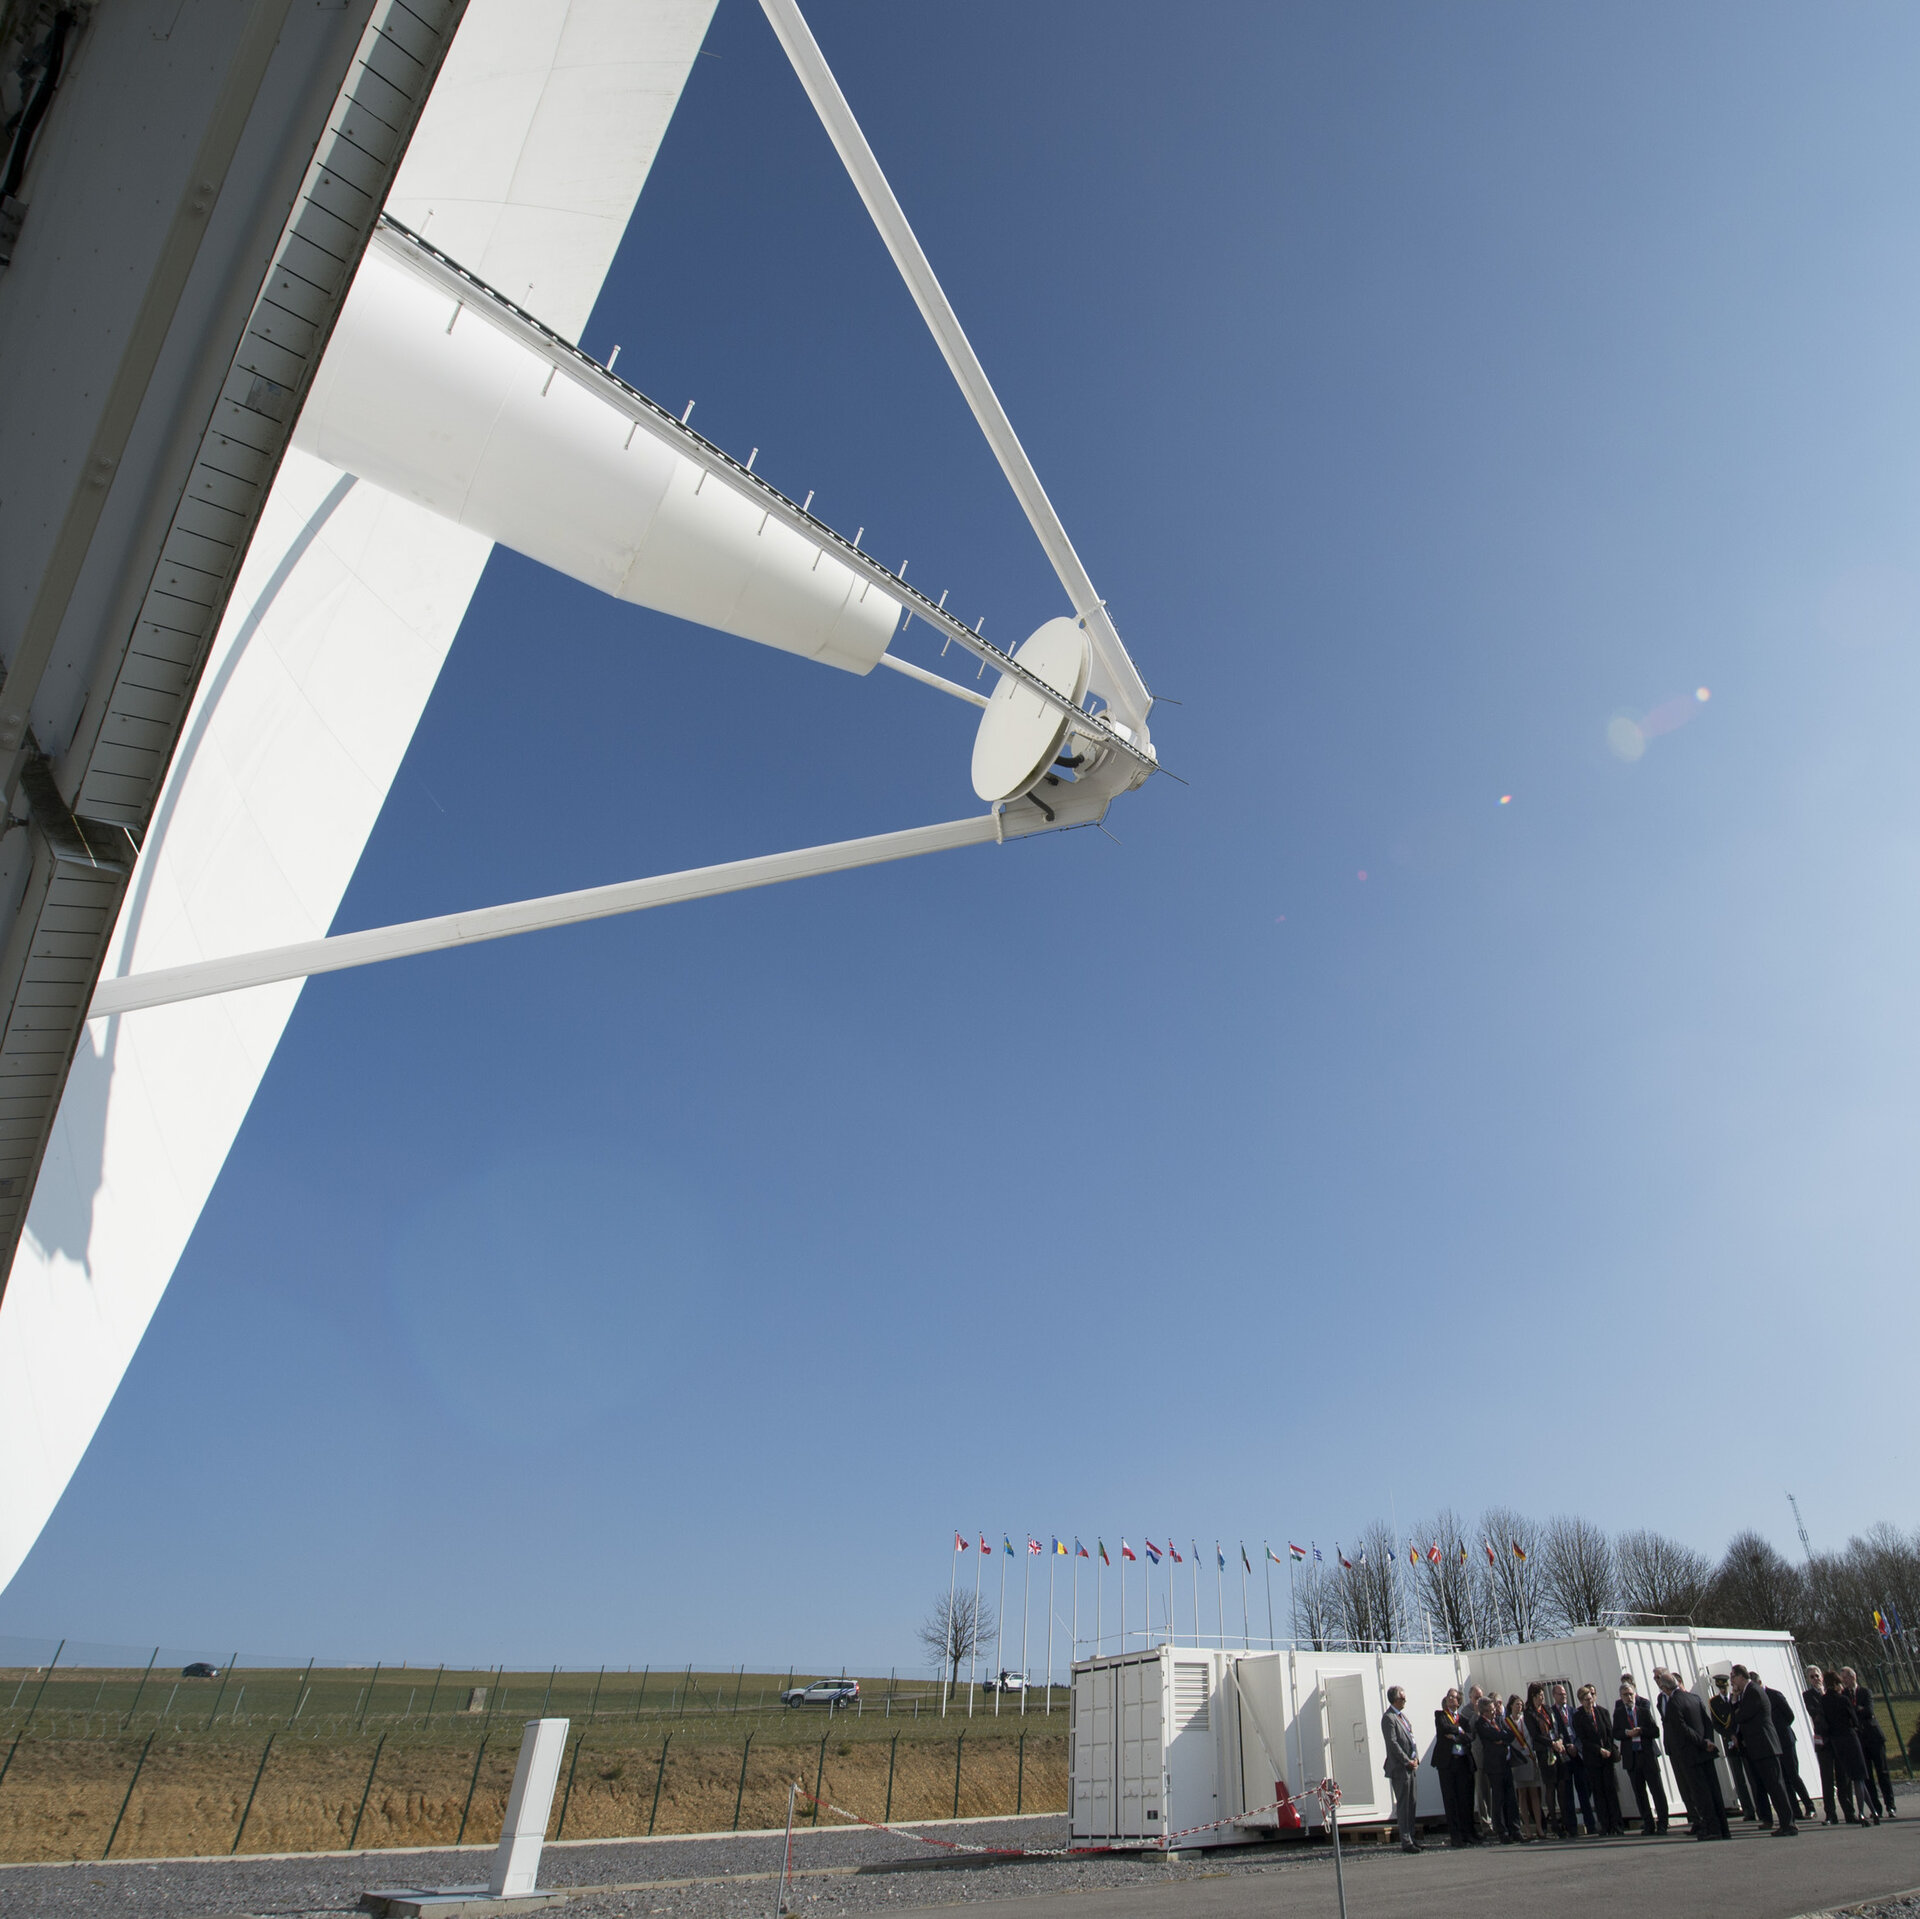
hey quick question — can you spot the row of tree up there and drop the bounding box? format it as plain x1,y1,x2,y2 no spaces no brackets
1292,1509,1919,1678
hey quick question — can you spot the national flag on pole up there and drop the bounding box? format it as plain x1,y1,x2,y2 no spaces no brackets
1874,1609,1892,1638
1338,1547,1353,1570
1075,1538,1090,1559
981,1535,992,1554
1428,1543,1442,1564
1357,1547,1367,1567
1053,1538,1068,1556
1028,1537,1042,1555
1098,1539,1110,1565
1313,1544,1323,1563
1484,1541,1496,1565
1121,1540,1137,1562
1511,1540,1527,1561
1267,1545,1286,1564
1217,1544,1227,1570
1241,1544,1252,1573
1459,1543,1468,1565
956,1532,968,1551
1289,1543,1308,1562
1170,1543,1184,1564
1004,1535,1016,1557
1409,1541,1420,1566
1144,1541,1162,1564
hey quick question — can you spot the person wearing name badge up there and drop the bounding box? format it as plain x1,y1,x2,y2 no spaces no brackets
1474,1696,1528,1844
1382,1686,1424,1853
1550,1682,1594,1836
1573,1684,1626,1835
1652,1668,1701,1834
1731,1665,1799,1836
1464,1684,1495,1840
1613,1674,1668,1835
1433,1688,1478,1847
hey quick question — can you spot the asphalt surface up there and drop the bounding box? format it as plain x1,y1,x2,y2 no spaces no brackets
0,1794,1913,1919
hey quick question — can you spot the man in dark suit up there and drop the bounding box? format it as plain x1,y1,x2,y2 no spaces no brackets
1656,1671,1730,1839
1844,1670,1897,1820
1613,1675,1668,1835
1732,1665,1798,1835
1382,1685,1423,1852
1767,1681,1816,1819
1574,1684,1626,1834
1804,1668,1839,1823
1474,1696,1528,1843
1550,1683,1595,1835
1709,1674,1759,1821
1653,1669,1701,1833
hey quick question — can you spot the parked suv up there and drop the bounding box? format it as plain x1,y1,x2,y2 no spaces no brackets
781,1678,860,1708
981,1670,1029,1694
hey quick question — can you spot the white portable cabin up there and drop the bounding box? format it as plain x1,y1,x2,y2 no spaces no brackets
1070,1625,1809,1851
1070,1646,1465,1850
1463,1624,1807,1817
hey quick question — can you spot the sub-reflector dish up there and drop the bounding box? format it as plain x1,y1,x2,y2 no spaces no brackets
970,617,1091,802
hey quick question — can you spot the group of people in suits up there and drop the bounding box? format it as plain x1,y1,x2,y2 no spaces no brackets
1386,1663,1898,1854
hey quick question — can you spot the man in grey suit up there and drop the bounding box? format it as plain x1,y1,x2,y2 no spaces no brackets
1383,1685,1424,1852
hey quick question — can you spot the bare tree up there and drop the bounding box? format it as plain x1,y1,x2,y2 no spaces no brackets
1479,1507,1546,1644
1291,1558,1338,1651
1614,1529,1712,1622
1540,1516,1617,1631
918,1589,993,1689
1333,1522,1410,1650
1705,1531,1805,1632
1413,1510,1480,1649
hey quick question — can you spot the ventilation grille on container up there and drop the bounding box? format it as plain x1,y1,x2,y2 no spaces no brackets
1173,1661,1210,1731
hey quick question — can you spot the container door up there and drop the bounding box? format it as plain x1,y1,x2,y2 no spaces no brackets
1323,1671,1377,1810
1166,1657,1217,1839
1072,1664,1114,1839
1118,1656,1165,1839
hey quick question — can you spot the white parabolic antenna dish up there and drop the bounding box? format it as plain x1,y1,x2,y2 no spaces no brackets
971,617,1093,802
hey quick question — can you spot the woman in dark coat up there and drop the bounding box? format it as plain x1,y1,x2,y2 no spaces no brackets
1824,1674,1877,1824
1574,1683,1626,1833
1474,1697,1528,1843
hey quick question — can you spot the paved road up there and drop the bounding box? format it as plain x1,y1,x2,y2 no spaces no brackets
889,1821,1920,1919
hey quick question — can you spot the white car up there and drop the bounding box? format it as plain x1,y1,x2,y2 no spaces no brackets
982,1670,1029,1694
781,1678,860,1708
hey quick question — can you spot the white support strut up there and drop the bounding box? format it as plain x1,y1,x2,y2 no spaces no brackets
87,806,1097,1020
757,0,1154,735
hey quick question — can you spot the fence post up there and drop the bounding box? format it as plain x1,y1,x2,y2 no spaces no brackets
648,1732,673,1835
231,1732,276,1854
587,1666,605,1723
635,1666,649,1717
678,1663,692,1718
355,1663,382,1731
1882,1661,1913,1779
539,1665,557,1717
102,1731,155,1859
18,1639,65,1736
953,1730,965,1819
1017,1730,1025,1814
733,1732,754,1830
455,1736,489,1845
282,1655,313,1729
555,1733,584,1838
885,1733,898,1823
120,1647,160,1732
424,1664,446,1723
347,1734,386,1850
812,1734,827,1825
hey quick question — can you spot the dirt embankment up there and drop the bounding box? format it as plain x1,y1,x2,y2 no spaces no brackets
0,1731,1066,1863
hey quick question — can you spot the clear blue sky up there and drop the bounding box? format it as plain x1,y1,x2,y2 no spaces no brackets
5,0,1919,1671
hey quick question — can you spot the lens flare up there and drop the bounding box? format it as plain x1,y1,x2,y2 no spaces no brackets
1499,794,1512,805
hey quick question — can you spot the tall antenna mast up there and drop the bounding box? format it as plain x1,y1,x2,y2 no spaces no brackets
1787,1492,1815,1566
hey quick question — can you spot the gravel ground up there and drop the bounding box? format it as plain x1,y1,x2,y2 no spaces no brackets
0,1813,1391,1919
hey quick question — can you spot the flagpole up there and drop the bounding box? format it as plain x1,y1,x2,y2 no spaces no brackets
943,1533,960,1718
1287,1549,1297,1651
1215,1543,1224,1651
969,1537,983,1718
1239,1545,1250,1649
1072,1547,1081,1669
1191,1544,1200,1650
1095,1547,1103,1657
1167,1548,1175,1648
1046,1545,1056,1714
1120,1547,1128,1653
995,1540,1010,1715
1264,1545,1275,1651
1020,1542,1033,1715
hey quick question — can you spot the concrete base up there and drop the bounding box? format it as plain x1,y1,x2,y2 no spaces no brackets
359,1889,569,1916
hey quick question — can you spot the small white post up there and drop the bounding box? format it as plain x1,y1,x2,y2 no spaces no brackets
489,1718,569,1897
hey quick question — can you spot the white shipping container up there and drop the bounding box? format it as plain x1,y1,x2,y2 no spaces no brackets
1069,1625,1810,1852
